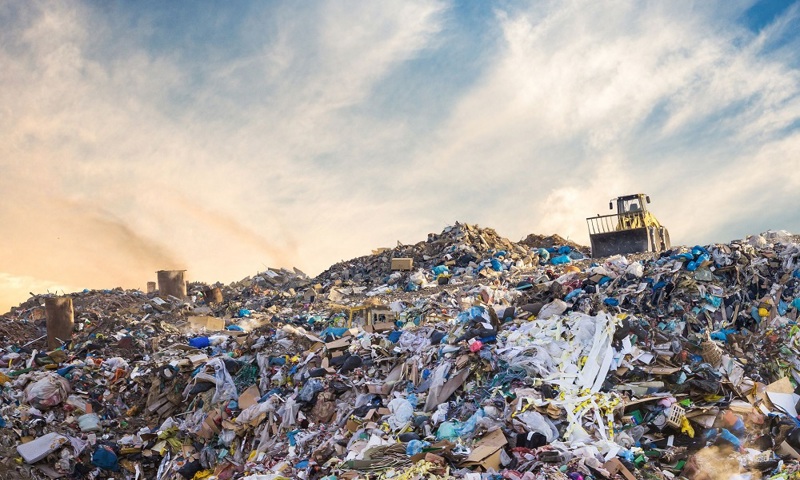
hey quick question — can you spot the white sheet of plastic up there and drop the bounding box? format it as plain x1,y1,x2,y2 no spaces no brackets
498,310,619,447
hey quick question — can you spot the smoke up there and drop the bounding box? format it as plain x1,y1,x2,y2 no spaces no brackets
83,208,184,272
0,195,183,311
163,189,299,268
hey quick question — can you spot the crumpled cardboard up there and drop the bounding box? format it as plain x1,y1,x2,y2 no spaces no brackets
459,429,507,471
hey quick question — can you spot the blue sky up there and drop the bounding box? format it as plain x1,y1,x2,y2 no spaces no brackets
1,0,799,311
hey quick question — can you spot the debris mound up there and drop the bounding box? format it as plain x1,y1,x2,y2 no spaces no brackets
519,232,587,253
0,226,800,479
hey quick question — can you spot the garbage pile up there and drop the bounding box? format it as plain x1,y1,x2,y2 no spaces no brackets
2,224,800,480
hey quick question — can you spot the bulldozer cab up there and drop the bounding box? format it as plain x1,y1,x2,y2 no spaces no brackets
587,193,670,258
614,194,649,230
616,194,647,213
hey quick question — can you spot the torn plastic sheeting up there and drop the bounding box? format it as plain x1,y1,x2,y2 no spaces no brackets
498,312,616,393
575,312,616,393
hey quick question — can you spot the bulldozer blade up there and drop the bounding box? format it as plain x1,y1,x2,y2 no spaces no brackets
590,228,654,258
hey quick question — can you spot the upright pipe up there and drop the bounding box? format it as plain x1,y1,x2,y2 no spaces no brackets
45,297,74,349
156,270,187,299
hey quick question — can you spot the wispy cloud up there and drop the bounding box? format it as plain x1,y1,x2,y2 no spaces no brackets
1,1,799,312
402,1,800,244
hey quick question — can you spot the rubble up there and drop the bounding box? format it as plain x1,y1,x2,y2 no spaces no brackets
1,224,800,479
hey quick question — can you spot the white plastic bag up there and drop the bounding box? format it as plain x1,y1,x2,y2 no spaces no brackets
538,299,567,320
515,410,558,442
625,262,644,278
25,373,70,409
206,358,237,404
387,398,413,430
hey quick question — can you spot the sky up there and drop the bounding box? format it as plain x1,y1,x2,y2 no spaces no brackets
1,0,800,312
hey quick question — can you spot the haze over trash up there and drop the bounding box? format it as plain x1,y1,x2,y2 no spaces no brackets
1,1,800,312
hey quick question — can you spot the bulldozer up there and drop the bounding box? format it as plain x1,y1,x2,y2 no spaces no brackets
586,193,670,258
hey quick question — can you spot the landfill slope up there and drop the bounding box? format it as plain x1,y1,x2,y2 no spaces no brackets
2,223,800,480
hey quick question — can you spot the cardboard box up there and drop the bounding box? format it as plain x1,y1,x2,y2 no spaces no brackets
604,458,637,480
391,258,413,271
188,315,225,331
460,429,507,471
364,322,395,333
346,418,362,433
324,337,352,350
238,385,261,410
367,383,391,395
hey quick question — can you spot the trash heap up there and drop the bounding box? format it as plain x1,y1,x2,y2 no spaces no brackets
2,224,800,480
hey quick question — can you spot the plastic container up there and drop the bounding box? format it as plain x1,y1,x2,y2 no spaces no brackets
79,413,101,432
701,339,722,366
666,404,685,429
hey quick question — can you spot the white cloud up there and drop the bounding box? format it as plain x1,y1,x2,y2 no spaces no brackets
402,2,800,247
1,1,799,312
0,1,447,311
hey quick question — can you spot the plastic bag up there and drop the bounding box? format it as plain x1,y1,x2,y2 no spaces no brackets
538,299,567,320
278,396,300,429
436,421,459,441
25,373,70,409
189,336,210,348
92,445,119,471
236,400,275,425
456,408,485,437
219,429,236,447
206,358,237,404
298,378,323,403
79,413,101,432
625,262,644,278
431,265,449,276
431,403,448,425
387,398,413,430
102,357,129,371
515,410,558,442
406,439,430,455
409,270,427,286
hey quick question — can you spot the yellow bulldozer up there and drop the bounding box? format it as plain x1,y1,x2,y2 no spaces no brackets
586,193,670,258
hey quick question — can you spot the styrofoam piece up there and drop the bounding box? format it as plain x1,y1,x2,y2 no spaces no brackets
16,432,68,463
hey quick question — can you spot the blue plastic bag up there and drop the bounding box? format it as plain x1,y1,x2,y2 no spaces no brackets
189,337,210,348
551,255,571,265
432,265,449,276
565,289,583,301
387,330,403,343
705,295,722,308
92,446,120,471
406,439,430,455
